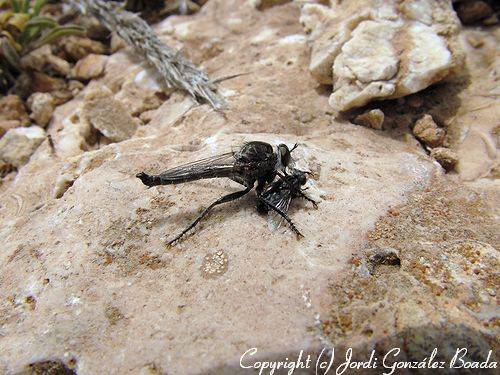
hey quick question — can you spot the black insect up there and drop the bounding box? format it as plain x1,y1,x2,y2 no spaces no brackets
257,168,318,238
136,141,296,244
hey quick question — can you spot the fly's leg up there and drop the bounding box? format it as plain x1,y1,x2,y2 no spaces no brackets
259,197,303,238
299,191,319,209
255,176,269,197
168,186,252,245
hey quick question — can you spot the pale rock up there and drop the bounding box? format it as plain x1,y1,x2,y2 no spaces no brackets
451,28,499,181
114,81,165,117
0,120,21,138
412,114,446,148
300,0,463,111
398,22,452,95
430,147,458,171
30,72,67,94
300,3,368,84
68,80,85,95
0,94,30,126
466,33,484,48
55,107,95,158
59,36,106,61
336,20,399,84
0,126,45,168
110,32,127,53
0,1,497,373
27,93,55,128
81,87,138,142
78,16,110,40
20,45,70,76
353,109,385,130
72,54,108,80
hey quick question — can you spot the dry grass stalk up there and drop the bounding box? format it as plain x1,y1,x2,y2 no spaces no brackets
69,0,225,109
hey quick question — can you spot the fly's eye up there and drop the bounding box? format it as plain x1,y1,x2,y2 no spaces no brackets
278,144,291,167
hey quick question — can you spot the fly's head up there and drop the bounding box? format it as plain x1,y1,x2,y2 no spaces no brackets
290,168,309,186
276,143,299,171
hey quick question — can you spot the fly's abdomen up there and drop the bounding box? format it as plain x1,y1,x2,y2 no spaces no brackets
136,172,162,187
137,166,236,187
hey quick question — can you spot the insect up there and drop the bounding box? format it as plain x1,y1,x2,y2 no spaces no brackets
257,168,318,238
136,141,296,244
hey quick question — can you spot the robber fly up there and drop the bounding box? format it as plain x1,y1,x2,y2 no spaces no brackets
257,168,318,237
136,141,296,244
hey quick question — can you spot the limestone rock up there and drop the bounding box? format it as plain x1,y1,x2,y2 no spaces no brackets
114,81,165,117
109,32,127,53
466,33,485,48
30,72,67,93
353,109,385,130
68,80,85,95
0,1,497,374
82,87,138,142
0,120,21,138
72,54,108,80
430,147,458,171
413,114,446,148
59,36,106,61
0,126,45,168
0,95,30,126
300,0,463,112
27,93,55,128
78,16,110,40
20,45,70,76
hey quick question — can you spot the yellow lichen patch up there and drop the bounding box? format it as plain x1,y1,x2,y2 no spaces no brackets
201,251,228,279
320,180,499,353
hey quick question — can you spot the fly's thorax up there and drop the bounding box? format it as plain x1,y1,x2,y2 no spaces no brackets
238,141,275,162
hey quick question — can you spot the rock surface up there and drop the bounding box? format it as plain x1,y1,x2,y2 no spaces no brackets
20,45,71,77
451,27,499,181
412,114,446,148
72,54,108,80
0,1,497,374
0,126,46,169
300,0,464,112
0,94,30,127
59,36,107,61
81,87,138,142
353,109,385,130
27,93,55,128
430,146,459,171
0,120,21,139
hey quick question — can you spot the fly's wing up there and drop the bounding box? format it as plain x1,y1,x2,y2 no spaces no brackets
157,152,238,183
265,188,293,231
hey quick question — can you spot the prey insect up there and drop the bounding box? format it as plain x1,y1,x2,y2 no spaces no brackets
257,168,318,238
136,141,297,244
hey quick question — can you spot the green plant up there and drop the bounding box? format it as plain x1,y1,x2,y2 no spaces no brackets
0,0,85,92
